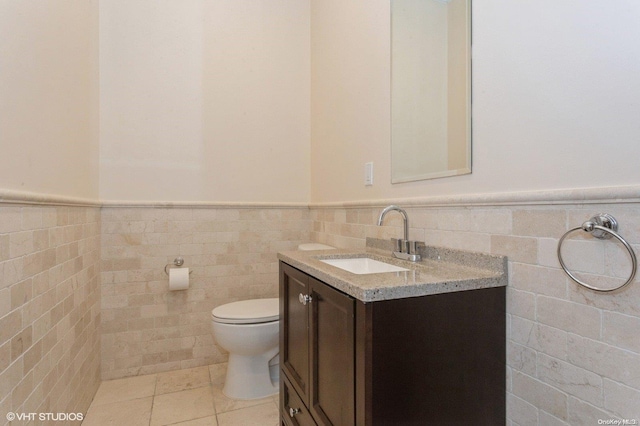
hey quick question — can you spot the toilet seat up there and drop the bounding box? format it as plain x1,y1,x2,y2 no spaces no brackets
212,298,279,324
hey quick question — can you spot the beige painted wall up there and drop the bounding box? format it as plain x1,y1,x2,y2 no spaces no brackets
3,0,639,204
99,0,310,203
310,0,640,203
0,0,99,199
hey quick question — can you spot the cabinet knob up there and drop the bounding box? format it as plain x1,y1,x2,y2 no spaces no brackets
289,407,301,417
298,293,312,305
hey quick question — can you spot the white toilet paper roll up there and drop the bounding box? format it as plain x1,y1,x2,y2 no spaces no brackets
169,267,189,290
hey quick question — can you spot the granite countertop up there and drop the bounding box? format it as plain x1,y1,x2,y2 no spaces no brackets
277,241,507,302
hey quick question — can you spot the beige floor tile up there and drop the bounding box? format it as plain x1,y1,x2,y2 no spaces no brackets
150,386,216,426
212,385,275,414
170,415,218,426
82,396,153,426
209,363,227,387
90,374,157,406
216,402,280,426
83,365,281,426
156,365,211,395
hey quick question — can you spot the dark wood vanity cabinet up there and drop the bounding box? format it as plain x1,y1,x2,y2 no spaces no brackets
280,263,355,426
279,261,506,426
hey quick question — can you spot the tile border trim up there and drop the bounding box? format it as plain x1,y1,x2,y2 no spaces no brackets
0,189,309,208
101,200,310,209
308,184,640,208
0,188,101,207
2,184,640,208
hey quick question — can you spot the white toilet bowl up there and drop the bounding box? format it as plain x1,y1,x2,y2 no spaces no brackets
211,298,280,400
211,244,334,400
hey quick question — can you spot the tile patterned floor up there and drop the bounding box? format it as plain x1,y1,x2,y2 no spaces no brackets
82,364,280,426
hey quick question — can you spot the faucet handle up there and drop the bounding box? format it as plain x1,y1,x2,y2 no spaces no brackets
408,241,425,255
391,238,410,253
389,238,423,262
408,241,417,254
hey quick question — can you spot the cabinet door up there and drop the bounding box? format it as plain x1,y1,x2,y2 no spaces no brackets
280,263,311,402
309,278,355,426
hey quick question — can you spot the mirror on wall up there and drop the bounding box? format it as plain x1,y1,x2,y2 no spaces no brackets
391,0,471,183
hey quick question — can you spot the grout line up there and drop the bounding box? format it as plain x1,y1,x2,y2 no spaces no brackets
149,374,157,426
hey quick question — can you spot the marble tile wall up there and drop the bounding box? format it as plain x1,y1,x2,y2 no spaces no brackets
7,200,635,424
310,203,640,424
100,207,310,380
0,206,101,425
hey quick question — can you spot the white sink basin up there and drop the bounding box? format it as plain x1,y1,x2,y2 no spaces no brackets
320,258,410,275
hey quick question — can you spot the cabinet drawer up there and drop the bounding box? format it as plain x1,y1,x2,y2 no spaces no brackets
281,372,316,426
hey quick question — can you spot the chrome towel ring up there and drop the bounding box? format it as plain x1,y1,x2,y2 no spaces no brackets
557,213,637,292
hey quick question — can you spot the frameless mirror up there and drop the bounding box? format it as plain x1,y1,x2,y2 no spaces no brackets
391,0,471,183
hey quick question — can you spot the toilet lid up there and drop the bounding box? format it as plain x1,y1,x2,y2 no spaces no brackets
211,298,279,324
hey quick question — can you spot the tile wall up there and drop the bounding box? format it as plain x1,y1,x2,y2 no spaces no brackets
100,207,310,380
310,203,640,424
3,201,638,424
0,206,101,425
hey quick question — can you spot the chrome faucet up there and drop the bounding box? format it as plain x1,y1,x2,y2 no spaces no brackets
377,205,409,240
377,205,422,261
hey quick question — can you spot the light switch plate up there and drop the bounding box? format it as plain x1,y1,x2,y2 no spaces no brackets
365,162,373,186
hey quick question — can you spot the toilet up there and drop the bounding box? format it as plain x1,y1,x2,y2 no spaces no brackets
211,298,280,399
211,243,334,400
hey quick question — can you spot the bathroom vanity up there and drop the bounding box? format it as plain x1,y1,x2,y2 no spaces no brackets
278,242,507,426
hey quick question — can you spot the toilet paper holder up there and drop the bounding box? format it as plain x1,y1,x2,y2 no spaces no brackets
164,257,193,276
